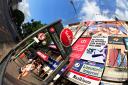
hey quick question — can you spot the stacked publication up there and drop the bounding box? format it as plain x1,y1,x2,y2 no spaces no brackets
66,21,128,85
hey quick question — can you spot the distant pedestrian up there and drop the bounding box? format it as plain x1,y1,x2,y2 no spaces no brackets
17,60,36,79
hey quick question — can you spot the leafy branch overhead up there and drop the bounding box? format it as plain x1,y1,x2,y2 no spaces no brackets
22,19,46,38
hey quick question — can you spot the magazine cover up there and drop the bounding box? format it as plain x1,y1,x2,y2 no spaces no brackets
66,36,106,85
67,70,101,85
66,59,103,85
103,36,127,82
81,36,108,64
70,37,91,60
106,36,127,67
83,22,127,36
69,59,105,77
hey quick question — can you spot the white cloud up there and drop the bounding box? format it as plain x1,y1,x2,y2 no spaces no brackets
115,0,128,20
80,0,114,21
18,0,31,19
79,0,128,21
102,10,109,14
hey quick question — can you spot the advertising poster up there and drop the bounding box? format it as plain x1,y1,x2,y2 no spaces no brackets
72,59,104,78
67,70,101,85
81,36,108,64
66,37,104,85
106,36,127,67
70,37,91,60
103,36,128,82
83,22,127,36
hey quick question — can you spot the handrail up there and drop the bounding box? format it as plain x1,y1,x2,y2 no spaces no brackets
0,20,62,85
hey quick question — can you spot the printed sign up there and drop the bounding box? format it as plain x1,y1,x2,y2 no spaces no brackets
72,59,104,77
38,32,46,41
67,70,101,85
36,51,49,61
19,53,26,59
70,37,91,60
47,57,66,75
60,28,73,47
81,36,108,64
106,36,127,67
108,36,124,45
48,44,57,49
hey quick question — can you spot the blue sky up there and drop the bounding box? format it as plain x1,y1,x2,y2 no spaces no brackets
29,0,78,24
19,0,128,24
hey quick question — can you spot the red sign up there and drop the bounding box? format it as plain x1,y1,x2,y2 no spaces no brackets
38,33,46,41
66,38,91,71
48,44,57,49
36,51,49,61
60,28,73,47
70,37,91,60
19,53,26,59
50,27,55,33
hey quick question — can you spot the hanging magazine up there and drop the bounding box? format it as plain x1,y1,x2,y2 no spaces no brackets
81,36,108,64
83,22,127,36
106,36,127,67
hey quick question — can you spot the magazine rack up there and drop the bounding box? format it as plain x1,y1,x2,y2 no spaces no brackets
0,20,72,85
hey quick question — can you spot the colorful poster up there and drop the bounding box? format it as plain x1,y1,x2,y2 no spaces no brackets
83,23,127,36
72,59,104,78
106,36,127,67
70,37,91,60
81,36,108,64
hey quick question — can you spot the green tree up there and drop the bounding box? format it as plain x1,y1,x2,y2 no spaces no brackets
12,9,25,26
21,19,46,38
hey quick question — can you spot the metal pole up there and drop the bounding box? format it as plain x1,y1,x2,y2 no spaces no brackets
70,0,78,16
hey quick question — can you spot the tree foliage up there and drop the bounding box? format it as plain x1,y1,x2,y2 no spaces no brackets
21,19,46,39
12,9,25,26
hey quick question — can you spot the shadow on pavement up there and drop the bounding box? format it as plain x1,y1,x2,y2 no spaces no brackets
4,72,37,85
